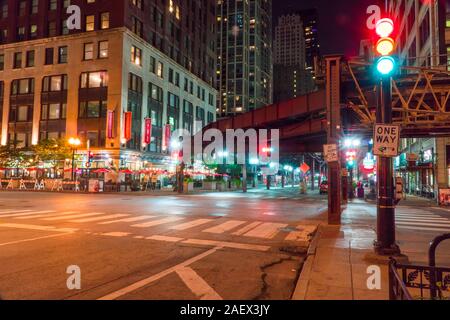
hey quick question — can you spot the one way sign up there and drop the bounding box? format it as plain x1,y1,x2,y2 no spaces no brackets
373,124,400,157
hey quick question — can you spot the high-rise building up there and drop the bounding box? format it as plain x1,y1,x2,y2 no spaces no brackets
298,8,320,78
273,14,315,102
216,0,272,116
0,0,217,178
387,0,450,199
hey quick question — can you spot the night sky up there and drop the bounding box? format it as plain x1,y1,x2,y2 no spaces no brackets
273,0,386,57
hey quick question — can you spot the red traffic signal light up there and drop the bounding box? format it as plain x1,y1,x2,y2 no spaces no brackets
375,18,394,38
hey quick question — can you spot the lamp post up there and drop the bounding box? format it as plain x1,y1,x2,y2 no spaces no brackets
68,137,81,181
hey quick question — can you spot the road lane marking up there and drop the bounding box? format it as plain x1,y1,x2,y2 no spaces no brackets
132,217,184,228
0,233,72,246
15,211,79,219
232,221,262,236
285,224,317,242
70,214,130,223
396,217,448,222
0,223,77,233
202,220,246,234
396,221,450,227
98,247,220,300
99,215,156,225
182,239,270,251
243,222,288,239
147,235,184,242
169,219,214,231
43,212,105,221
0,210,56,218
176,267,222,300
0,210,33,215
398,226,450,232
396,213,442,218
100,232,131,237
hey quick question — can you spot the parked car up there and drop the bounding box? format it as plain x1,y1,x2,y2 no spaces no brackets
319,181,328,194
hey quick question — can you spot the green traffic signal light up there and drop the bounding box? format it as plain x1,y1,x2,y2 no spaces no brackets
376,56,396,76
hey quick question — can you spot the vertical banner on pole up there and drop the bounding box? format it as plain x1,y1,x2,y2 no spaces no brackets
107,111,115,139
163,123,171,151
144,118,152,144
124,112,132,141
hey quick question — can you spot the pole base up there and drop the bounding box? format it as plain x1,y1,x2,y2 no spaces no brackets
373,240,402,256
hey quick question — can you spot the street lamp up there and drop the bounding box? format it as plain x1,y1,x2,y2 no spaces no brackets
68,137,81,181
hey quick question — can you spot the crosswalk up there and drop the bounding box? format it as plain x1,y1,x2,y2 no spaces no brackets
396,210,450,232
0,208,317,243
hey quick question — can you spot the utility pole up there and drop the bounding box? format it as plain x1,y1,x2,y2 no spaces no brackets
375,76,400,255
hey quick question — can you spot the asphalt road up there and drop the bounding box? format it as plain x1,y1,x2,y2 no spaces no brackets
0,187,325,300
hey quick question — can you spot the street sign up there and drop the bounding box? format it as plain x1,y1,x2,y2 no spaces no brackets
299,163,310,174
323,144,339,162
373,124,400,157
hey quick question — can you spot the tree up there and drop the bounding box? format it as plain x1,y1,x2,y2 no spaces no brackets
32,138,72,170
0,142,29,169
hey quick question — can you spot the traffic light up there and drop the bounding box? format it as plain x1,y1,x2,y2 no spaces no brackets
88,151,94,163
374,18,396,76
345,150,357,169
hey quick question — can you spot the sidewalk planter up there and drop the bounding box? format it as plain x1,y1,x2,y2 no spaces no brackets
203,181,216,190
183,182,194,193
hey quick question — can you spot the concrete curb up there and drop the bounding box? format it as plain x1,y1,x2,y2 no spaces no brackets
291,225,322,300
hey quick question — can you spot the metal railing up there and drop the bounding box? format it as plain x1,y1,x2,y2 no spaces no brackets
389,233,450,300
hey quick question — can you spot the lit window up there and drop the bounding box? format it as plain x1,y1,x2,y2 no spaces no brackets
130,45,142,66
86,15,95,31
83,43,94,60
101,12,109,29
98,41,108,58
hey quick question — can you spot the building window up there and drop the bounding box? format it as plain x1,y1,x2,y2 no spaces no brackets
31,0,39,14
17,26,25,40
83,43,94,60
0,54,4,70
19,1,26,16
13,52,22,69
80,71,108,88
131,0,142,9
100,12,110,29
150,56,156,73
29,24,37,38
26,51,35,67
41,103,67,120
11,78,34,95
128,73,143,93
62,20,69,35
131,45,142,66
49,0,56,10
98,41,108,58
58,46,68,64
17,105,31,122
42,75,68,92
47,21,56,37
1,2,7,18
131,16,143,37
156,61,163,78
45,47,54,65
86,15,95,31
79,100,107,118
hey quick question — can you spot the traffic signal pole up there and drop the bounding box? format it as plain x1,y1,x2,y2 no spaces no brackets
375,76,400,255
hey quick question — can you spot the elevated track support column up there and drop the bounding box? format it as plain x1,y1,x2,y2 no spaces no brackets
326,56,343,225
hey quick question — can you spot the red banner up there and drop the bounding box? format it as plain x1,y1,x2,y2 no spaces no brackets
163,123,171,151
144,118,152,144
107,111,115,139
124,112,132,141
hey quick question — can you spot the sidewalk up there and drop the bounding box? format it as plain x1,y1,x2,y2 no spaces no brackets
292,199,450,300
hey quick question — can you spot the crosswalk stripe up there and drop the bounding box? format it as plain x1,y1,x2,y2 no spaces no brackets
0,210,56,218
396,217,449,222
15,211,79,220
70,214,130,223
285,225,317,242
396,221,450,227
44,212,105,221
202,220,246,234
170,219,214,231
232,221,262,236
396,213,440,217
398,226,450,232
243,222,288,239
99,215,155,225
132,217,183,228
0,210,32,215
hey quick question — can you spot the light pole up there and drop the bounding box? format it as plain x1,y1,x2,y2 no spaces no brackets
68,137,81,181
